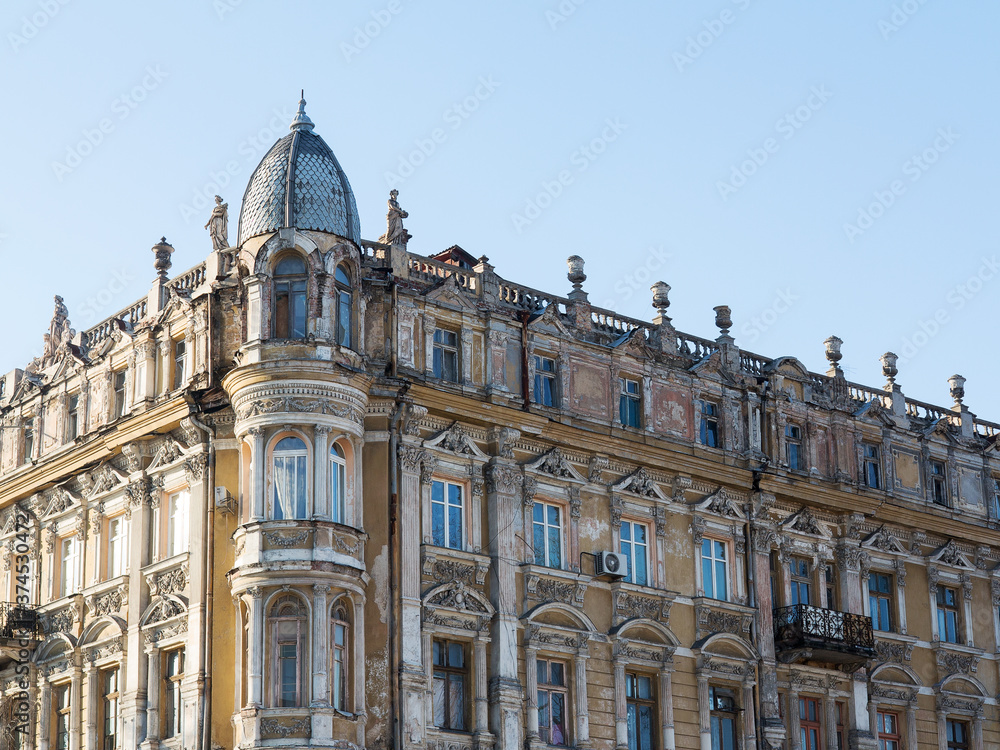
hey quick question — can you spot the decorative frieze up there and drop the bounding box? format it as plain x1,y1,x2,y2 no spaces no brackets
525,572,586,608
935,649,979,675
874,639,914,664
262,529,311,548
696,603,752,639
260,718,312,738
422,553,490,587
613,589,672,625
146,565,188,597
485,464,522,495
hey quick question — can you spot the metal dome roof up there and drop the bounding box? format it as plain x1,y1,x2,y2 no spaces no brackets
237,96,361,246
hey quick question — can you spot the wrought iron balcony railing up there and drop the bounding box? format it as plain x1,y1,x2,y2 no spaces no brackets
773,604,874,665
0,602,41,640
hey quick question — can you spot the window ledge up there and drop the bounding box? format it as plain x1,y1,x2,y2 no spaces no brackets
931,640,983,657
142,551,190,577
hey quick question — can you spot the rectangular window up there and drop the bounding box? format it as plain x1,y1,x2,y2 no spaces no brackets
537,659,568,746
626,673,655,750
59,537,79,598
947,719,970,750
173,339,187,390
825,563,837,609
67,395,80,440
836,701,846,750
799,697,821,750
54,683,71,750
433,328,460,382
534,356,557,407
164,650,184,738
700,401,719,447
785,424,802,470
709,687,737,750
337,288,352,347
790,557,811,606
877,710,900,750
619,378,641,428
701,539,729,601
167,491,189,557
937,586,960,643
22,425,33,464
332,614,348,711
869,573,894,632
431,480,464,550
112,371,126,419
272,438,308,520
931,460,948,506
274,278,307,339
101,667,121,750
532,501,563,569
864,444,881,489
620,521,649,586
992,478,1000,520
275,620,301,707
432,640,467,731
106,516,128,579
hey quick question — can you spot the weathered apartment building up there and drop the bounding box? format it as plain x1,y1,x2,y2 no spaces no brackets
0,98,999,750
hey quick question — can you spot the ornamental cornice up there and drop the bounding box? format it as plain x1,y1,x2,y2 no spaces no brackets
231,381,368,426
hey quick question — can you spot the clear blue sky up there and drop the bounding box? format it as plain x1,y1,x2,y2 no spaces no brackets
2,1,998,418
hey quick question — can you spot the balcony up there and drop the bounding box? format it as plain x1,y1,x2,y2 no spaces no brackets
773,604,874,670
0,602,42,668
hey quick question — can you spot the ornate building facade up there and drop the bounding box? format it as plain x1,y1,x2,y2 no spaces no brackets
1,97,999,750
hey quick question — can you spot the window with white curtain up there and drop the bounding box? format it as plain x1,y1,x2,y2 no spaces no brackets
272,436,308,520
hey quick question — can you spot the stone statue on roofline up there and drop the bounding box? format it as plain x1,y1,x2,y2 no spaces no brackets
204,195,229,251
28,295,76,374
379,189,410,247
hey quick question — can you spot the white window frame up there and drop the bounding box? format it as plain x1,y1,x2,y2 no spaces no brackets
532,500,565,570
270,435,310,521
430,479,465,551
106,515,128,579
172,338,188,390
164,649,184,739
432,328,460,383
619,377,642,428
166,490,189,558
700,538,730,602
619,519,650,586
59,536,80,598
533,355,558,407
330,442,348,525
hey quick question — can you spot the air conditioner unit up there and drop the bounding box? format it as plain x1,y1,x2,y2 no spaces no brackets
595,551,628,578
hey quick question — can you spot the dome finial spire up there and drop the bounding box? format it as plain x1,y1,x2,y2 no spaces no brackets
290,90,314,132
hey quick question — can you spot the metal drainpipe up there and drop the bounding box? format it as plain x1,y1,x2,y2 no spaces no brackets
187,411,215,750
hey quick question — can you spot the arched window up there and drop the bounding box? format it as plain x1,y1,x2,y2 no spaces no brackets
269,595,308,707
274,255,307,339
272,436,308,520
335,264,352,348
331,601,349,711
330,442,347,524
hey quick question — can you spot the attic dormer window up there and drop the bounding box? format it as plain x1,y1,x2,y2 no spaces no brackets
274,255,307,340
335,264,352,348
